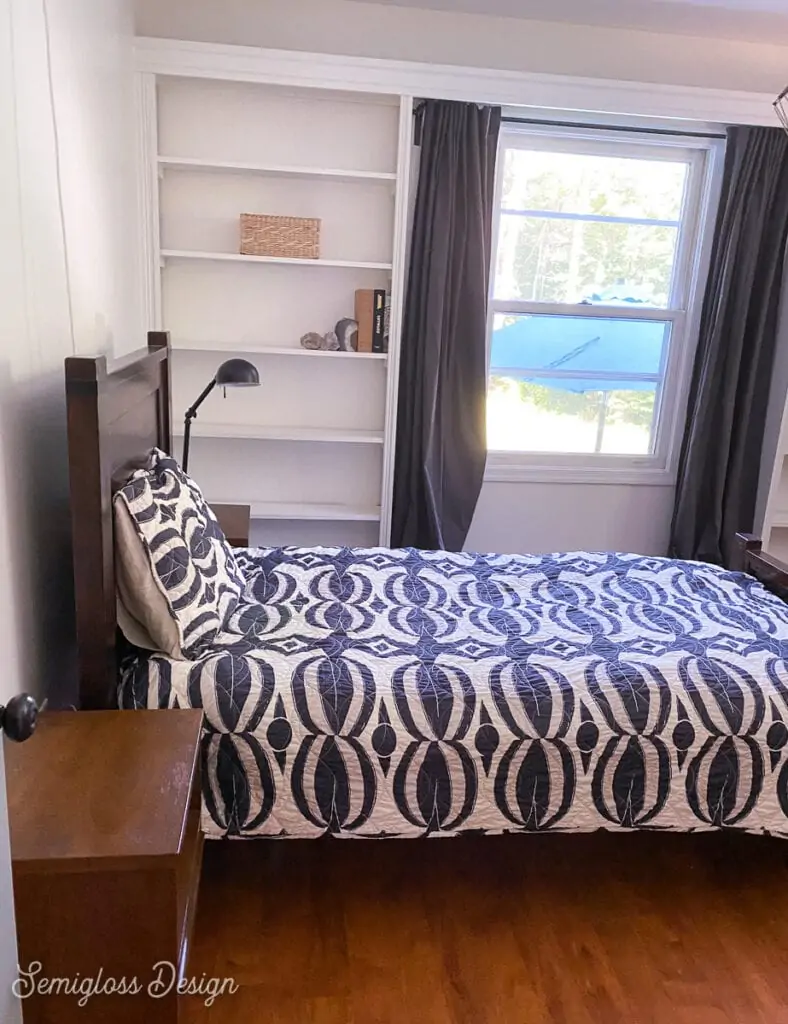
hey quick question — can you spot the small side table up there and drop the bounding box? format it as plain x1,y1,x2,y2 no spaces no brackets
211,503,250,547
5,709,204,1024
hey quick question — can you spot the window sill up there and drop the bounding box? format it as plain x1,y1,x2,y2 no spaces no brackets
483,454,675,487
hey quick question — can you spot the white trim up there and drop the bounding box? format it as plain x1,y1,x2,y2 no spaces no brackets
484,460,675,486
134,36,778,127
134,72,160,331
658,139,726,483
378,96,414,545
489,301,676,322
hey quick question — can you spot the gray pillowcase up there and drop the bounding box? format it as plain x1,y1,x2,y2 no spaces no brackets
114,448,245,657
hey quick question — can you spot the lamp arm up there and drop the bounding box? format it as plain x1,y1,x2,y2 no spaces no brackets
185,378,218,420
182,377,218,473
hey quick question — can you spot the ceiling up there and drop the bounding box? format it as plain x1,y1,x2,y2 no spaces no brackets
349,0,788,45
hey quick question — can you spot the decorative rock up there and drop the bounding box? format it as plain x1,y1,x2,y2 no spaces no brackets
300,331,322,350
321,331,339,351
335,318,359,352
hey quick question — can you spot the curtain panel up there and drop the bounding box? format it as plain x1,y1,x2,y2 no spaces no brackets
391,100,501,551
670,126,788,566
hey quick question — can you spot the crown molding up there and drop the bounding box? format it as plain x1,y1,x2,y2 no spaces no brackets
135,35,779,127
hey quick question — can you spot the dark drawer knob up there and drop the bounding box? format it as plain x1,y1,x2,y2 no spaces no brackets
1,694,38,743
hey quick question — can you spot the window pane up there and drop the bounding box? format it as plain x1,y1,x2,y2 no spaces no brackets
501,149,688,221
494,212,679,306
496,147,689,308
487,314,668,455
488,380,657,455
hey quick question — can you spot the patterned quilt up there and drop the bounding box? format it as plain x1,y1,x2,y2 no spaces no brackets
120,546,788,840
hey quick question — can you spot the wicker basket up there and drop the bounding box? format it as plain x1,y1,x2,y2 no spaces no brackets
239,213,321,259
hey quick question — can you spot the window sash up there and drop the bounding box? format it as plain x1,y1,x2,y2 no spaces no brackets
487,309,678,462
499,208,681,230
493,134,706,313
489,368,662,385
490,300,681,321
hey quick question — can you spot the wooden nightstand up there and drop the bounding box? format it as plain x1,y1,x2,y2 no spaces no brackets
5,710,204,1024
211,503,250,547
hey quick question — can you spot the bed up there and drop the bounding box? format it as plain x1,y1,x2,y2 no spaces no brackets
67,335,788,841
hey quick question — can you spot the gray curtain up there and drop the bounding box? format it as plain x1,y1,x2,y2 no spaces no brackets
670,125,788,566
391,100,501,550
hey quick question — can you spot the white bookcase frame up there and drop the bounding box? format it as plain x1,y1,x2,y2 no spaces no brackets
136,61,413,545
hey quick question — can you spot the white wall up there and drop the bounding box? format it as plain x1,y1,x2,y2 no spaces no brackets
0,0,139,709
46,0,144,358
134,0,788,94
465,482,674,555
0,4,138,1004
134,0,770,556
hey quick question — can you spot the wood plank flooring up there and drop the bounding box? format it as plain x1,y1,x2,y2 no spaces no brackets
182,832,788,1023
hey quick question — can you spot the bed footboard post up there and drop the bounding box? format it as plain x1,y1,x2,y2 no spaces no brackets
732,533,763,573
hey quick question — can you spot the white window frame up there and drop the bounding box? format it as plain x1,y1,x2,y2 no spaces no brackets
485,122,726,486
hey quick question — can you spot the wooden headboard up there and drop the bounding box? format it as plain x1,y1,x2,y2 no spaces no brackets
66,332,172,710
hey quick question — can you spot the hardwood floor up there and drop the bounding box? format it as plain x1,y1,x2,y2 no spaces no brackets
182,832,788,1023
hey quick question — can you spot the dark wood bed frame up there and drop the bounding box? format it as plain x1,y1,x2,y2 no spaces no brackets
66,333,172,710
64,333,788,711
730,534,788,601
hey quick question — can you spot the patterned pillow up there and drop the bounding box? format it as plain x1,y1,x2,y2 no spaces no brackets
115,449,245,657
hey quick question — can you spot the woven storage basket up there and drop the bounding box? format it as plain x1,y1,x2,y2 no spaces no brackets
239,213,321,259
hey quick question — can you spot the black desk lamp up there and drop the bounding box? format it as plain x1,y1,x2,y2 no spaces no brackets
182,358,260,472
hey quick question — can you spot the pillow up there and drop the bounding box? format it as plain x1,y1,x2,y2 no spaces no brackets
114,497,180,656
114,449,245,658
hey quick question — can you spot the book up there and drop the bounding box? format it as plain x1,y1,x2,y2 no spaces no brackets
372,289,386,353
382,292,391,354
355,288,386,353
354,289,374,352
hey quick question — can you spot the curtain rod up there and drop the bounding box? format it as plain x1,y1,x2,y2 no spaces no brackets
502,115,726,140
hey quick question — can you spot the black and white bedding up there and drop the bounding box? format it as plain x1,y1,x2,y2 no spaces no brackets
120,546,788,840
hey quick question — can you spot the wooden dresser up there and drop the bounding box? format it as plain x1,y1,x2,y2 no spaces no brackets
5,710,204,1024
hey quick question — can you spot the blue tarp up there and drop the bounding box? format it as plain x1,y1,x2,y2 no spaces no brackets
490,314,666,393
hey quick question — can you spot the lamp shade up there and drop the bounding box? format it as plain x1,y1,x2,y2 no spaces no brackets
215,358,260,387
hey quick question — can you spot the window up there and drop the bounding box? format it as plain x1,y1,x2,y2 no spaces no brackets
486,125,723,483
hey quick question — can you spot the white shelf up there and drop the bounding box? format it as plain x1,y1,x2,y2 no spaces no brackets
211,500,381,522
176,422,384,445
158,156,397,185
173,342,387,361
161,249,393,271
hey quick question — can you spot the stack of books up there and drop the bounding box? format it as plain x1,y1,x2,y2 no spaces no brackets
354,288,391,353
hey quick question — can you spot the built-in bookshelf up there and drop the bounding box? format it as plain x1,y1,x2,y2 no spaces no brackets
140,75,413,546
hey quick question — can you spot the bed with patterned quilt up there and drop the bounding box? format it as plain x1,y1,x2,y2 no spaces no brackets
120,542,788,841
